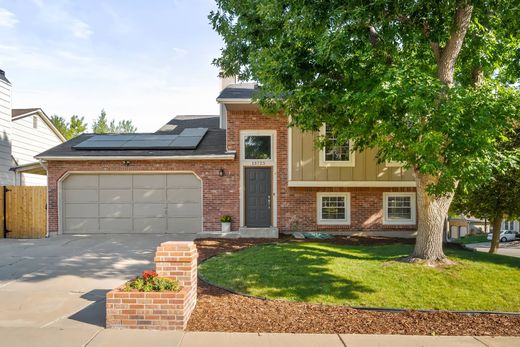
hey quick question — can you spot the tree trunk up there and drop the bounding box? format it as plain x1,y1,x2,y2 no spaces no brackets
408,171,455,265
489,217,502,254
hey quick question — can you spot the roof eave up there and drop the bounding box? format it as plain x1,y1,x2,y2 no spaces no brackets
36,153,237,161
216,98,253,104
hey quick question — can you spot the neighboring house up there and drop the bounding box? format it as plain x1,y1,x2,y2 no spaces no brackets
0,70,65,186
448,215,519,239
37,79,418,237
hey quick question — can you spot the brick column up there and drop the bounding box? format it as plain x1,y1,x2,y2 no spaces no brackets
154,241,198,326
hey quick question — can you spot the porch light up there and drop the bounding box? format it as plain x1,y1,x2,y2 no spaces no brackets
122,160,131,167
218,168,225,177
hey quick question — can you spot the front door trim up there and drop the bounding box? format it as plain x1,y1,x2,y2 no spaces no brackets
239,130,277,228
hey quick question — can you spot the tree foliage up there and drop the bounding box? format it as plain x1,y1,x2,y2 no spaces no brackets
50,115,88,140
210,0,520,194
451,128,520,252
92,109,137,134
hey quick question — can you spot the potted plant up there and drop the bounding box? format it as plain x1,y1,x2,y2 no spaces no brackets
220,215,232,232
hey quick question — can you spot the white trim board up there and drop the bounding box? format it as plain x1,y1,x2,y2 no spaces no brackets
288,180,416,187
38,154,236,161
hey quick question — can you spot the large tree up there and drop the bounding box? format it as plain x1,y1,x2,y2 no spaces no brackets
210,0,520,265
451,128,520,253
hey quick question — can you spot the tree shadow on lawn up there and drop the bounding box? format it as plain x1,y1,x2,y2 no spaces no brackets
202,243,380,303
201,242,520,304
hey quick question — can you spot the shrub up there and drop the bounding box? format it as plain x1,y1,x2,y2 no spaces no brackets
220,215,232,223
123,270,179,292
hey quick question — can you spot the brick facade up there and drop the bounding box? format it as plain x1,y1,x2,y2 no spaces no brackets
106,241,198,330
46,109,416,235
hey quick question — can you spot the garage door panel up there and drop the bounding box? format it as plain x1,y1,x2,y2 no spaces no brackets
64,203,98,218
133,189,166,203
133,204,167,218
133,218,167,233
64,218,99,233
99,189,133,203
133,175,166,188
168,203,201,218
99,204,132,218
167,174,200,188
167,218,201,233
99,218,132,232
64,175,98,189
64,189,98,203
62,173,201,234
167,188,200,203
99,175,132,189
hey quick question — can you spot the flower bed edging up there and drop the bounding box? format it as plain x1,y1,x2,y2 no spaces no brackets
106,241,198,330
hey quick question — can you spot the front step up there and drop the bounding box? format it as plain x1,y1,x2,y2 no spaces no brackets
239,227,279,239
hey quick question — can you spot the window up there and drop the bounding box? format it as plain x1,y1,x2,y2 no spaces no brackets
33,116,38,129
319,124,354,167
504,221,515,231
317,192,350,225
383,192,416,225
244,135,272,160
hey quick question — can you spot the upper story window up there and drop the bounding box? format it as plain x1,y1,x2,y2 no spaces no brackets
319,124,355,167
383,192,416,225
33,116,38,129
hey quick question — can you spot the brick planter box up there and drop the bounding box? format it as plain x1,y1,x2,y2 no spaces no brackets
106,241,198,330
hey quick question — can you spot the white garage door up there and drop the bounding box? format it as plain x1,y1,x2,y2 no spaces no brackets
61,173,201,234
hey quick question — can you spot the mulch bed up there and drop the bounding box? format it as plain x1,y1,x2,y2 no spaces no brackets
187,236,520,336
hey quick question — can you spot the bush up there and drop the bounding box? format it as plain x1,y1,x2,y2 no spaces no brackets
123,270,179,292
220,215,232,223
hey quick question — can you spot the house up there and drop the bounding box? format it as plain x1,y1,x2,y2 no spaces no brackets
448,215,519,239
0,70,66,186
37,79,418,237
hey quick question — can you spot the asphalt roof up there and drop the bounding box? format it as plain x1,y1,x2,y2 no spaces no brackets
37,115,230,159
217,83,258,100
12,108,41,118
0,69,10,84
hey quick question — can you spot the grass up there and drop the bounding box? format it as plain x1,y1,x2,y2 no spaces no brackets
451,234,489,245
199,242,520,312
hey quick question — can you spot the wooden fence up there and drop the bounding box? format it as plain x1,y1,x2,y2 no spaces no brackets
0,186,47,239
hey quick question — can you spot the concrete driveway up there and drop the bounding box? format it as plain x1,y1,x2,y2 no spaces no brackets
0,234,195,331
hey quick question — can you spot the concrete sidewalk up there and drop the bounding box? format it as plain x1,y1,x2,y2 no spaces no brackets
1,329,519,347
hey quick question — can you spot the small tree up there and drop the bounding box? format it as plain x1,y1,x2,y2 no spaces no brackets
92,109,137,134
50,115,88,140
210,0,520,265
451,129,520,253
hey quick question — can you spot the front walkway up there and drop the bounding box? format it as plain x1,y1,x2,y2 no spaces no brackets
1,329,519,347
465,241,520,258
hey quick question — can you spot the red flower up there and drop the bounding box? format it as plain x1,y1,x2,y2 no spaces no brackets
142,270,158,280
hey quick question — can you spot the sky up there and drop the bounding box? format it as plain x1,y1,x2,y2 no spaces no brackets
0,0,224,132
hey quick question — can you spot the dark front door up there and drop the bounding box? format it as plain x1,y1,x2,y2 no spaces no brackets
245,167,272,227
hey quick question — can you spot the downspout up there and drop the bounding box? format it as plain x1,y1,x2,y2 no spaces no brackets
3,186,10,238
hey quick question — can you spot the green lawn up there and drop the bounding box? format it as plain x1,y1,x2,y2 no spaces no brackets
199,243,520,311
451,234,489,245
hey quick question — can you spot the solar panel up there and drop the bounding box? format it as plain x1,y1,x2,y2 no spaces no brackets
72,128,208,150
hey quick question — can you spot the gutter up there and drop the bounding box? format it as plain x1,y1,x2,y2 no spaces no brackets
35,153,237,161
216,98,253,104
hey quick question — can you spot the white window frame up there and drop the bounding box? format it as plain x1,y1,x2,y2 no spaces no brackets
317,192,351,225
240,131,275,164
383,192,416,225
319,125,355,167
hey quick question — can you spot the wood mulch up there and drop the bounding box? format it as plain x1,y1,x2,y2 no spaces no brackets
187,237,520,335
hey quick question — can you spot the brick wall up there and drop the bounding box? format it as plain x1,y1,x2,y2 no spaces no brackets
46,160,239,233
225,108,417,233
106,241,198,330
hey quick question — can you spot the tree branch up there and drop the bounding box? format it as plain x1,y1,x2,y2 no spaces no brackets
437,4,474,86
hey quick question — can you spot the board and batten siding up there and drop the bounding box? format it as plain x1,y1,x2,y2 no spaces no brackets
290,127,415,182
0,79,13,185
